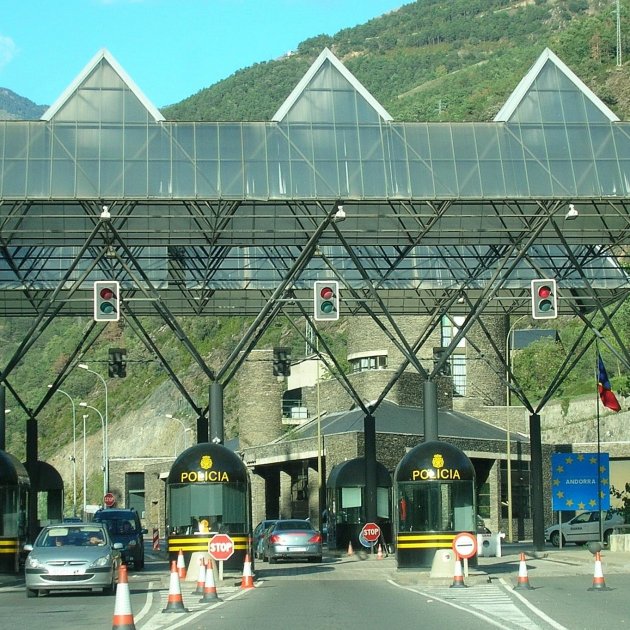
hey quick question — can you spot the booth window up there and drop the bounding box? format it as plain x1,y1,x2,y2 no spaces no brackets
500,461,531,519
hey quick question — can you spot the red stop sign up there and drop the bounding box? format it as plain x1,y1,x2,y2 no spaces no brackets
208,533,234,561
103,492,116,507
360,522,381,543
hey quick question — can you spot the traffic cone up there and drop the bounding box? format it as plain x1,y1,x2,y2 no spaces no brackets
376,544,384,560
194,557,206,594
588,551,611,591
347,540,354,556
450,554,467,588
112,564,136,630
514,552,533,590
176,548,187,580
241,554,255,590
162,560,189,613
199,559,222,602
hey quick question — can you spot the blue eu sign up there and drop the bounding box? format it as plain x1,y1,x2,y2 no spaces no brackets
551,452,610,512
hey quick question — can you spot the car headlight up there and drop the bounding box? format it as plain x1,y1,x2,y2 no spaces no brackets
90,554,112,568
25,556,45,569
127,540,137,547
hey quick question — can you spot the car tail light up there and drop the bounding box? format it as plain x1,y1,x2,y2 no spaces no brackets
308,533,322,544
269,534,281,544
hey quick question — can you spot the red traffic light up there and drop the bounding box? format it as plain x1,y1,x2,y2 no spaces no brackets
319,286,334,300
99,287,115,300
537,285,552,299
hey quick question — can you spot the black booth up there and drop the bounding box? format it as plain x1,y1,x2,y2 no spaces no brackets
0,451,29,573
326,457,392,552
25,460,64,532
395,440,476,568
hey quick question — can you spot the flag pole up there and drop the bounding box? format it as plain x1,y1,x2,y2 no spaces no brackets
595,343,603,542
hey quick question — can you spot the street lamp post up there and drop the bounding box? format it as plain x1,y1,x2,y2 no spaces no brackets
165,414,189,455
48,385,77,517
82,414,88,516
78,364,108,492
505,314,527,543
79,402,106,499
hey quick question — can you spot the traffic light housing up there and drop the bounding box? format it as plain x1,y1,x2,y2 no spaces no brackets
94,281,120,322
273,347,291,377
314,280,339,321
108,348,127,378
531,278,558,319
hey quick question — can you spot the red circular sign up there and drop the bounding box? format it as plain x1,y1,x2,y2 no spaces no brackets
360,522,381,543
452,532,478,559
103,492,116,507
208,533,234,561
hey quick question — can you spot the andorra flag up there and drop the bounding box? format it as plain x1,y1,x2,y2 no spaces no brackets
598,353,621,412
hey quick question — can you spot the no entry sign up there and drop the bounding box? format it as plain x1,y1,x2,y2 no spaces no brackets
208,533,234,562
360,522,381,543
452,532,477,559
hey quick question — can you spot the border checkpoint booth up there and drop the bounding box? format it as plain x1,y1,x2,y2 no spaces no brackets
394,440,476,568
326,457,392,553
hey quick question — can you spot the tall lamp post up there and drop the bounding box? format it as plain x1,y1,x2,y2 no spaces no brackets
48,385,77,517
165,414,189,455
82,414,89,516
506,314,527,543
79,402,106,499
78,364,108,492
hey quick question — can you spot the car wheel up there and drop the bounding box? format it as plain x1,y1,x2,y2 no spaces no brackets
550,531,563,547
603,529,613,544
103,579,116,596
135,555,144,570
308,556,322,563
26,587,38,598
269,556,277,564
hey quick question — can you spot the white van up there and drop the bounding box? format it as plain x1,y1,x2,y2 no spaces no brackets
544,510,624,546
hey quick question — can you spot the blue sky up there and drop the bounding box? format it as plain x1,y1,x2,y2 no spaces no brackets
1,0,403,108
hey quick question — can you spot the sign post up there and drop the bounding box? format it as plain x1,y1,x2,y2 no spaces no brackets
452,532,477,577
103,492,116,508
208,533,234,581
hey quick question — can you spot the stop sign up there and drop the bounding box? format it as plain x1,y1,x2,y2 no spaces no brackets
103,492,116,507
208,533,234,561
360,522,381,543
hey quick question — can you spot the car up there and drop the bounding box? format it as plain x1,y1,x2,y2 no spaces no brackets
544,510,624,547
24,523,122,597
253,519,277,560
93,508,145,569
262,519,323,564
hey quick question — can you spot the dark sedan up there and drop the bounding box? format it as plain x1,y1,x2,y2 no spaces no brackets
262,519,322,564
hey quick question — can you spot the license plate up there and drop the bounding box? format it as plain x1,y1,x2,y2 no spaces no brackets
52,566,85,575
290,547,307,552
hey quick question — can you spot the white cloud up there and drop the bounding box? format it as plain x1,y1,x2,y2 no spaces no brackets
0,36,17,71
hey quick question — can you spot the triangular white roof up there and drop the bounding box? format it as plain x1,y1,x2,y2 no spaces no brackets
494,48,619,122
41,48,165,122
272,48,392,122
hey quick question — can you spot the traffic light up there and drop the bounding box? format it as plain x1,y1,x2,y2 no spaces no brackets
108,348,127,378
531,278,558,320
313,280,339,321
94,281,120,322
273,347,291,377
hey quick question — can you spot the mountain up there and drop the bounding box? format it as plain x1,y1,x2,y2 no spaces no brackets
163,0,630,123
0,88,46,120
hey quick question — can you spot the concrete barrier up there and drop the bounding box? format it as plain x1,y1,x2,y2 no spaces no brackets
477,532,506,557
609,533,630,552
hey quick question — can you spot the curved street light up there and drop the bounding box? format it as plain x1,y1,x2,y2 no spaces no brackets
48,385,77,517
78,364,109,492
165,414,190,455
79,402,106,499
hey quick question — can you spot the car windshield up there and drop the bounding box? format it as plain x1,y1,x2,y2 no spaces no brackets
275,521,311,531
37,526,107,547
96,517,137,535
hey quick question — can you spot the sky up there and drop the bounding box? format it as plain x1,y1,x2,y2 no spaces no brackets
1,0,404,108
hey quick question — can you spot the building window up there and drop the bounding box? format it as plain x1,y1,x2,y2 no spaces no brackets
441,316,467,395
500,461,531,519
126,472,145,516
477,481,491,520
349,355,388,373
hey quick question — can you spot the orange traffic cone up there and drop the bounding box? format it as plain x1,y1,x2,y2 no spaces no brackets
450,554,467,588
194,557,206,594
162,560,189,613
176,548,187,580
514,552,533,590
241,554,255,590
112,564,136,630
347,541,354,556
376,544,384,560
199,559,222,602
588,551,611,591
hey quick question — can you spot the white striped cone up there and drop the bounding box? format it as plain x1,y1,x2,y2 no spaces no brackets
376,544,383,560
112,564,136,630
199,559,222,602
514,552,533,590
194,557,206,594
176,548,187,580
241,554,255,590
588,551,610,591
162,560,189,613
450,554,467,588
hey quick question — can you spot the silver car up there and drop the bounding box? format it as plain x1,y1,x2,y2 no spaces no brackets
262,519,323,564
24,523,122,597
